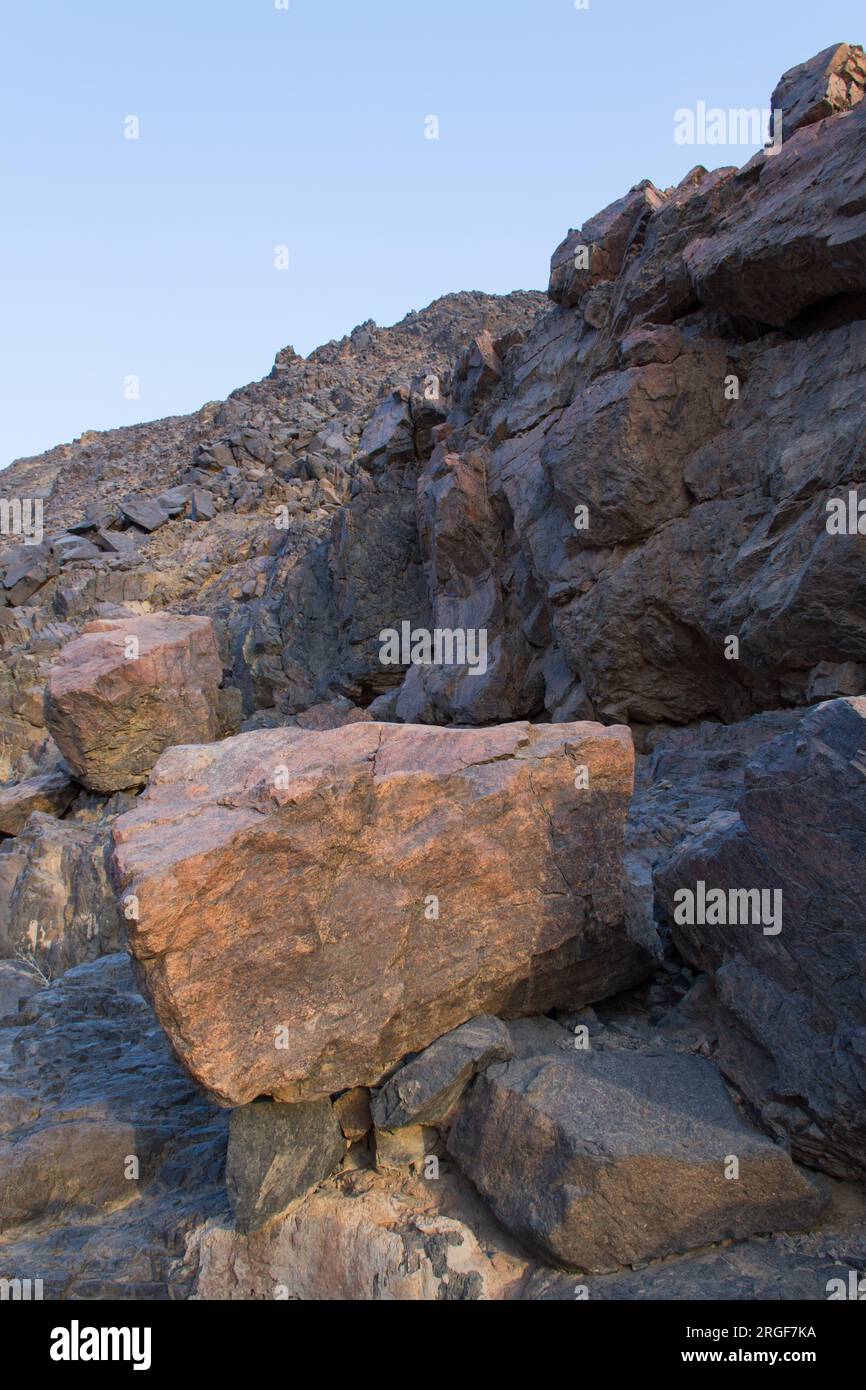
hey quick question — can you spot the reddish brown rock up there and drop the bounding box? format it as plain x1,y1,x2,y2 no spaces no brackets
549,182,666,307
111,720,646,1105
770,43,866,141
44,614,224,792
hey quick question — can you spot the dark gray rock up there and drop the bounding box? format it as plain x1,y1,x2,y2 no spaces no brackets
684,91,866,325
656,697,866,1181
190,487,215,521
0,960,40,1019
625,710,803,947
526,1222,866,1300
356,390,415,469
226,1099,346,1234
0,954,226,1236
371,1015,514,1130
448,1044,824,1272
119,498,170,532
155,484,193,516
51,534,103,563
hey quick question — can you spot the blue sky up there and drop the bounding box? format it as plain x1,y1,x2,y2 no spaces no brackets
1,0,862,467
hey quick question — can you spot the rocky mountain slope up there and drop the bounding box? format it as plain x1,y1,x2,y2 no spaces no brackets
1,43,865,1301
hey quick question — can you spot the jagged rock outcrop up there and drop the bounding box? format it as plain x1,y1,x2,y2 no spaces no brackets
237,58,866,731
111,719,645,1105
770,43,865,141
655,697,866,1181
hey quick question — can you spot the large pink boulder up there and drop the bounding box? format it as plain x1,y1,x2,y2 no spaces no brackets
111,720,646,1105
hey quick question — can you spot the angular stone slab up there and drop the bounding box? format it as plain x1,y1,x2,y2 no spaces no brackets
371,1015,514,1130
447,1046,824,1272
120,498,170,532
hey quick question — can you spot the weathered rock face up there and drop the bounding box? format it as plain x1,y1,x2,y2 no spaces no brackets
1,41,864,1307
683,93,866,327
0,954,226,1240
111,719,647,1105
191,1167,532,1302
0,811,124,974
656,697,866,1181
226,1100,345,1234
548,182,667,308
448,1039,824,1272
1,956,859,1302
771,42,866,141
0,960,41,1018
44,614,225,792
237,56,866,732
624,709,804,948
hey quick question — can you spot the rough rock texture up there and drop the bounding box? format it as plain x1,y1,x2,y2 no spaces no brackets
111,719,645,1105
771,43,866,140
0,955,226,1242
0,767,76,836
333,1088,372,1141
656,697,866,1181
528,1201,866,1299
0,961,40,1019
190,1167,531,1301
244,60,866,732
226,1100,345,1234
374,1123,439,1172
448,1041,824,1272
44,614,226,792
371,1016,514,1130
0,811,124,973
3,54,866,741
624,709,803,945
0,945,859,1302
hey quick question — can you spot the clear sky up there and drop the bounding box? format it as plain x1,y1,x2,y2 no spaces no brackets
1,0,862,468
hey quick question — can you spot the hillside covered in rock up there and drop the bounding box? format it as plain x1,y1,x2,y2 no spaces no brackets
1,43,865,1302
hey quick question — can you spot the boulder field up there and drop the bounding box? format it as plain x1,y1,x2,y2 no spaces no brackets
0,43,865,1300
